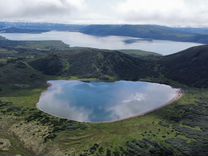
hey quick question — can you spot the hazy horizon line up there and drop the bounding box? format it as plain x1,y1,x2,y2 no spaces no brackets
1,21,208,29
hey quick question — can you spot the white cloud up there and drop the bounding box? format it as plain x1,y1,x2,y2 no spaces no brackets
0,0,208,26
115,0,208,26
0,0,86,22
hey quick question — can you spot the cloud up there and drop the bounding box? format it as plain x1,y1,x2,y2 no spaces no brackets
0,0,208,26
0,0,85,21
115,0,208,26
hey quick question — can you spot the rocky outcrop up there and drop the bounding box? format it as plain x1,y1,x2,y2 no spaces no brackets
0,138,11,151
9,121,50,155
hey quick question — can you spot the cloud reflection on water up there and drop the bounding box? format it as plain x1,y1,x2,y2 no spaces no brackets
37,80,179,122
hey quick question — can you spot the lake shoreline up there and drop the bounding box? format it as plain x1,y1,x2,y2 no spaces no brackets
37,80,183,124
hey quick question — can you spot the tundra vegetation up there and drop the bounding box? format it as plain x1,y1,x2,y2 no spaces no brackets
0,37,208,156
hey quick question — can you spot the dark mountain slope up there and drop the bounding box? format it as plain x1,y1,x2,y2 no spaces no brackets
161,45,208,88
29,55,64,75
64,50,155,79
0,60,47,88
29,48,157,80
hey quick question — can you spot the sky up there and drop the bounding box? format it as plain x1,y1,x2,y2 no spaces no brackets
0,0,208,27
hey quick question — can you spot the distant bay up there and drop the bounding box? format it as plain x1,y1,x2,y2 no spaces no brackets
0,31,202,55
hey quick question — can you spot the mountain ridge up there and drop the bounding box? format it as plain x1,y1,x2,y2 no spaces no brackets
1,22,208,44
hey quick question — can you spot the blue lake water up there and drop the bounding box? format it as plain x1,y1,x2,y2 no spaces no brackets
0,31,202,55
37,80,179,123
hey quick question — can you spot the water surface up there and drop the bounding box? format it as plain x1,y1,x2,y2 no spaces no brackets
0,31,202,55
37,80,179,122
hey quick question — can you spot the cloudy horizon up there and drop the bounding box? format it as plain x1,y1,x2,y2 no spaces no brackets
0,0,208,27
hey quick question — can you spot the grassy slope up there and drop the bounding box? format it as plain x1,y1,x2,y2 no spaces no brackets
27,45,208,88
0,86,207,156
0,60,47,91
43,88,208,156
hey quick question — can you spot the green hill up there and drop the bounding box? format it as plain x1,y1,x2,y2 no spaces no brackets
1,42,208,88
29,48,157,80
161,45,208,88
29,45,208,88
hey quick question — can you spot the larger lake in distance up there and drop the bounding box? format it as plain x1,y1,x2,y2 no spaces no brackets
0,31,202,55
37,80,180,123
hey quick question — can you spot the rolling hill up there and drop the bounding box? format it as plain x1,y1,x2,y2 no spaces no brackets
28,45,208,88
1,39,208,88
161,45,208,88
29,48,157,80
